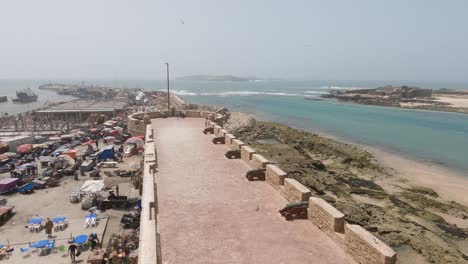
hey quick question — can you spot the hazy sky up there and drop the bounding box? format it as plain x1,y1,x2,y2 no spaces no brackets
1,0,467,80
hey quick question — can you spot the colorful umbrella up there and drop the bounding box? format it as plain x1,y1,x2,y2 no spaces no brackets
16,144,33,154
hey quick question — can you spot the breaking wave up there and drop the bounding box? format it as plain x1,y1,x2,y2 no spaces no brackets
171,90,197,96
199,91,300,97
304,91,327,94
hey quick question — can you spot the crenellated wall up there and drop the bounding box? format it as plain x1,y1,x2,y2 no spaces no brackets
203,121,397,264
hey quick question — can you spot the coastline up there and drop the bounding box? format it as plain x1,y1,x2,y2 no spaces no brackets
250,112,468,207
368,146,468,207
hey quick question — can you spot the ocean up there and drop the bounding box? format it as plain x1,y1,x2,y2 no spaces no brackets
1,79,468,173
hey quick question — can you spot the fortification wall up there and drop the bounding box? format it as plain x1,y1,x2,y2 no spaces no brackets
202,123,397,264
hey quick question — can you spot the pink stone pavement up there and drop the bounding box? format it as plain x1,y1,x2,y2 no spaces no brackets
152,118,355,264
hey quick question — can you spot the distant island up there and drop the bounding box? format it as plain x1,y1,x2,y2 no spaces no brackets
177,75,263,82
321,85,468,114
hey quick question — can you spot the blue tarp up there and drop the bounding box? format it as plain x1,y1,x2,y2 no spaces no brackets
18,182,35,193
98,145,114,161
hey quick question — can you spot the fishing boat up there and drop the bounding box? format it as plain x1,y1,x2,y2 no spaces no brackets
12,88,38,103
0,96,7,103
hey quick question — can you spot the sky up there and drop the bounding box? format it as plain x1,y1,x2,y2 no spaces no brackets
0,0,467,80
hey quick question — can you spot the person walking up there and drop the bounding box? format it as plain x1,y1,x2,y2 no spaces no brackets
44,218,53,238
68,242,78,263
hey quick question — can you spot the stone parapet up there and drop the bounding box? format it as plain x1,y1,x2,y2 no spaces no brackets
281,178,311,202
214,125,222,136
231,139,245,150
225,134,236,148
345,224,396,264
251,154,270,169
308,197,345,233
265,164,286,190
186,110,202,118
240,146,256,166
219,129,228,137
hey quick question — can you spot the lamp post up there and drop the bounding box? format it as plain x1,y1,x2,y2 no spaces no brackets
165,63,170,111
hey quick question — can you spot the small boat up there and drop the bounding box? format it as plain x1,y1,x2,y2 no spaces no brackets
12,88,38,103
0,96,7,103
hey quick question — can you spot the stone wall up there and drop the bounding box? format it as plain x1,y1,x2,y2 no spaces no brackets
186,110,202,118
251,154,269,169
265,164,286,190
231,139,245,150
308,197,345,233
345,224,397,264
219,129,228,137
225,134,236,148
281,178,311,202
200,120,397,264
240,146,256,166
214,125,222,136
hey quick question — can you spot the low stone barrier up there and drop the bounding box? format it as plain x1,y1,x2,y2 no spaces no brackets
308,197,345,233
214,125,222,136
345,224,397,264
225,134,236,148
281,178,311,202
186,110,202,118
240,146,256,166
219,129,228,137
251,154,269,169
265,164,286,190
231,139,245,150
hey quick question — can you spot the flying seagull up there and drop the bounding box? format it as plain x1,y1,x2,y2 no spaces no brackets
179,18,185,24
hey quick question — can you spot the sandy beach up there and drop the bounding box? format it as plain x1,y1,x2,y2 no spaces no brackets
368,146,468,207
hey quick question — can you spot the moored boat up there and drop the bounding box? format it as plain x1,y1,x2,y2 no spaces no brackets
12,88,38,103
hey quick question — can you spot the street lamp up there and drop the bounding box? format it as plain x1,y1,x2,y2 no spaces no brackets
165,63,170,111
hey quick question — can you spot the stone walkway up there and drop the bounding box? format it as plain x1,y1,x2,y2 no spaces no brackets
152,118,354,264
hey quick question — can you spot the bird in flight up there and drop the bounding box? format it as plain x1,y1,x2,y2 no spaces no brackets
179,18,185,24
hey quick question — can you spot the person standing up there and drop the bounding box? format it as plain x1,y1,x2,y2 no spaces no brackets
68,242,78,263
44,218,53,238
116,185,119,196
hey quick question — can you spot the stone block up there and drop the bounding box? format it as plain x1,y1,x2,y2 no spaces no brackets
265,164,286,189
186,110,201,118
219,129,228,137
252,154,269,169
231,139,245,150
345,224,397,264
308,197,345,233
282,178,311,202
214,125,221,136
225,134,236,147
241,146,256,166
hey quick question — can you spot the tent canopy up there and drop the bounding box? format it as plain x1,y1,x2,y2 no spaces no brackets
80,180,104,193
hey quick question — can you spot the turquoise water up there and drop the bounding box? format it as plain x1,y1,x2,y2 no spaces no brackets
1,79,467,173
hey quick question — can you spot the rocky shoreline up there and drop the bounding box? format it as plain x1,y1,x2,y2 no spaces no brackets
224,112,468,264
322,85,468,114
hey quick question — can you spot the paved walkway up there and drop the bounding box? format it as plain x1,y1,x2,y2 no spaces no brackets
152,118,354,264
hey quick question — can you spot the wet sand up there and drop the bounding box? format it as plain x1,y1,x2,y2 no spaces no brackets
367,146,468,207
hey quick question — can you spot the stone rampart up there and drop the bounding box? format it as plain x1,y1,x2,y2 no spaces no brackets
308,197,345,233
225,134,236,148
265,164,286,190
345,224,397,264
281,178,311,202
214,125,222,136
251,154,270,169
219,129,228,137
231,139,245,150
240,146,256,166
